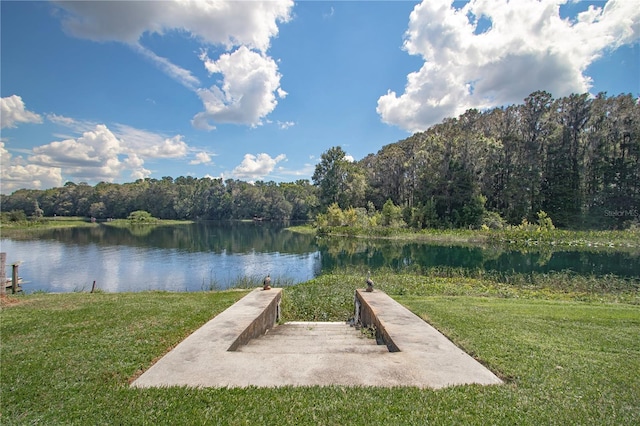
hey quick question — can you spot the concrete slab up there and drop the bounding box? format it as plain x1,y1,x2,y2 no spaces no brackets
132,288,502,389
238,322,390,354
356,289,503,388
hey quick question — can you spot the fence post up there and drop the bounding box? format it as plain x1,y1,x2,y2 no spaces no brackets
11,262,20,294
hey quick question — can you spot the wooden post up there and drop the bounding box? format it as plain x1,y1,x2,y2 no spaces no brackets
0,253,6,296
91,280,97,293
12,263,20,294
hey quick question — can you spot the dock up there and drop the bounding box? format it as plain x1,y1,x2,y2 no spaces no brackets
132,288,502,389
4,277,24,293
1,254,24,294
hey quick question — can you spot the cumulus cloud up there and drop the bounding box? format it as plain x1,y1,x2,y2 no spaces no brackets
0,142,63,193
232,153,286,180
54,0,293,129
56,0,292,52
193,47,286,129
111,124,189,158
377,0,640,132
11,123,186,187
190,151,213,165
124,153,151,180
7,111,193,188
1,95,43,128
29,124,126,182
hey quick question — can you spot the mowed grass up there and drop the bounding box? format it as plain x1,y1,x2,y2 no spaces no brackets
2,272,639,425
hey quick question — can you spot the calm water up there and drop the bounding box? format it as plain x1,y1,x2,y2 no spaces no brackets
1,222,638,293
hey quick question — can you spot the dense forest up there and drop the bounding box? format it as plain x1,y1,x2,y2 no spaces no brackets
0,178,318,222
2,91,638,230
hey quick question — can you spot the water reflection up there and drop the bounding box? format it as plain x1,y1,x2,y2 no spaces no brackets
23,221,315,254
1,222,638,293
316,238,640,278
2,222,321,293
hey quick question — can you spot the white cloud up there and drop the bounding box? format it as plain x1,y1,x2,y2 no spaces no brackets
232,153,286,180
112,124,188,158
1,95,43,129
324,6,335,19
46,113,97,133
29,124,125,182
56,0,292,52
277,120,295,130
2,105,196,190
278,162,317,178
193,46,286,129
16,123,186,185
132,43,200,90
190,152,213,165
124,153,152,180
54,1,293,130
0,142,63,193
377,0,640,132
46,113,78,127
48,117,189,159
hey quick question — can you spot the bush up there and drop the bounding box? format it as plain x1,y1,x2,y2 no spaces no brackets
4,210,27,222
127,210,157,223
381,199,405,228
482,211,506,229
536,210,555,231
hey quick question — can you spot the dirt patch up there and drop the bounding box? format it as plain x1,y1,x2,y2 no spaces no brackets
0,294,24,308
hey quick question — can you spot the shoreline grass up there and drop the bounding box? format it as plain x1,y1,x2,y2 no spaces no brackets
0,216,98,233
0,217,195,240
2,271,639,424
101,218,194,228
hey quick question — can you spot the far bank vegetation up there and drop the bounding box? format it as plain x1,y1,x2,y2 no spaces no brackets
1,92,638,232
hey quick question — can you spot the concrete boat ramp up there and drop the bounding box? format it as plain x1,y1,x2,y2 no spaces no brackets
132,288,502,389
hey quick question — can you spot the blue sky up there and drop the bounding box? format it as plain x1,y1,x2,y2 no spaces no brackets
1,0,639,194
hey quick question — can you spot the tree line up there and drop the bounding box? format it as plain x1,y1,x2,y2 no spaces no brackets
314,91,639,230
2,91,638,229
1,177,318,222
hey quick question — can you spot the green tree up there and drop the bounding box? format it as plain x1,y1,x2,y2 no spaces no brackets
325,203,344,226
543,94,590,227
89,202,107,219
127,210,155,223
313,146,366,210
381,199,405,227
518,90,554,221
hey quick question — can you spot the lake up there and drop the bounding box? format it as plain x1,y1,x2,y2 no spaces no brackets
2,222,638,293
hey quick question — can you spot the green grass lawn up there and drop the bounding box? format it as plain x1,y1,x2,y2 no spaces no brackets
1,273,639,424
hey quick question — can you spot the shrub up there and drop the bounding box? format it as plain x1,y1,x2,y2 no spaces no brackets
127,210,156,223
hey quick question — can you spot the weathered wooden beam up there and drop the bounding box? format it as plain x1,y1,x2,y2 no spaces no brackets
11,261,22,294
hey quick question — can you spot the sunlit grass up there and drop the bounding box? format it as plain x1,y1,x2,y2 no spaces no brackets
2,271,639,424
0,217,97,236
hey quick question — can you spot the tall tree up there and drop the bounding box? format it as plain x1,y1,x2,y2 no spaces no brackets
313,146,366,209
518,90,554,220
543,93,590,227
